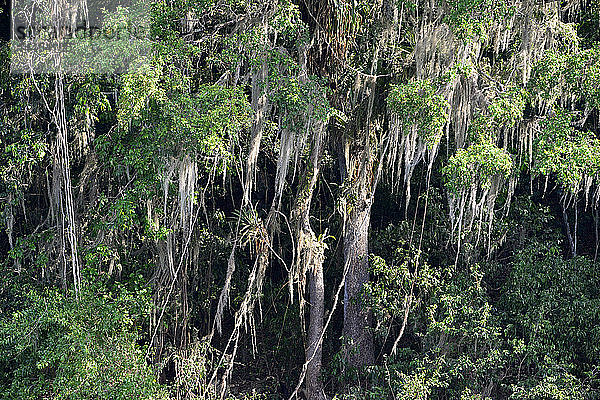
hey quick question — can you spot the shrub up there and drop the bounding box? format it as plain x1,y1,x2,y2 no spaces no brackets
0,279,166,400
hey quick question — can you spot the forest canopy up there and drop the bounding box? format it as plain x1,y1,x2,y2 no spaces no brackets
1,0,600,399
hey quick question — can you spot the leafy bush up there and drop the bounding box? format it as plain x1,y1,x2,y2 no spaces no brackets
533,110,600,193
361,245,504,398
500,244,600,398
443,139,513,193
356,236,600,399
0,279,166,400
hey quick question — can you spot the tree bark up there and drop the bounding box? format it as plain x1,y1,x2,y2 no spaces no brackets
342,202,374,367
305,242,325,400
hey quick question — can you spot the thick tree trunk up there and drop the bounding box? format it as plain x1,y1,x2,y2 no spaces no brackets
343,203,374,367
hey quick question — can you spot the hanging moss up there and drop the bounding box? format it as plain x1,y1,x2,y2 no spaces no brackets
530,46,600,108
488,87,526,128
443,140,512,194
387,79,450,149
443,0,513,42
115,59,251,173
533,110,600,195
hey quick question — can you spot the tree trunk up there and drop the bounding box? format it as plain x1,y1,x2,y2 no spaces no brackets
292,121,326,400
339,131,376,369
305,241,325,400
343,202,374,367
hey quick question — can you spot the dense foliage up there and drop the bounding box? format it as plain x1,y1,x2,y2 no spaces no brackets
1,0,600,399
